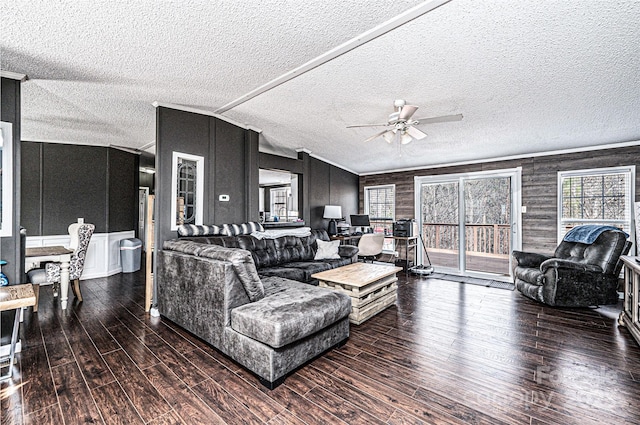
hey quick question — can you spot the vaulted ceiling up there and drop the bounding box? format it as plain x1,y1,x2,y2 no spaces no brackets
2,0,639,174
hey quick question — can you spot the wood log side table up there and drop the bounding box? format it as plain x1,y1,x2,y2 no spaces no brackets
312,262,402,325
0,284,36,381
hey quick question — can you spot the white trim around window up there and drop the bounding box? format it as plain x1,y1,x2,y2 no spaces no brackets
0,122,13,237
557,165,635,244
170,152,205,231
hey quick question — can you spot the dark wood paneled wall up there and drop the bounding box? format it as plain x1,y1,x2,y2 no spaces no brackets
43,144,108,234
21,142,139,236
156,107,211,248
213,119,250,224
155,107,260,251
360,145,640,253
108,148,140,233
155,108,359,263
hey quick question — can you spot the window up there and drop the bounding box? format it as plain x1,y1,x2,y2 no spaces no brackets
171,152,204,230
558,166,635,241
0,122,13,237
364,184,395,251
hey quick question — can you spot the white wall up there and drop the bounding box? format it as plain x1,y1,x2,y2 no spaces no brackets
26,231,135,279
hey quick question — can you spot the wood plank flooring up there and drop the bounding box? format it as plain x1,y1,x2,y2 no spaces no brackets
2,269,640,424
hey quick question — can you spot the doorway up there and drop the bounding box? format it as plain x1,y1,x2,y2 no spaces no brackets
415,168,521,280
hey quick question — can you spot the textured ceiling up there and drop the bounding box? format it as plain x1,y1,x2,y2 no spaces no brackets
2,0,639,174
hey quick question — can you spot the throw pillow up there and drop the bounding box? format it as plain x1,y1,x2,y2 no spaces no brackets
314,239,341,260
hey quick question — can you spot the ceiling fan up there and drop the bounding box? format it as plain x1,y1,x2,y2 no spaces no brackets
347,99,463,145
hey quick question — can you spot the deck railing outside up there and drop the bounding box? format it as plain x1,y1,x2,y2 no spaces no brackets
421,223,511,256
369,220,511,258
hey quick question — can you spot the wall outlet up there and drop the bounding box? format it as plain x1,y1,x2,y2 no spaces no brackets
394,251,399,257
78,217,84,223
219,194,230,202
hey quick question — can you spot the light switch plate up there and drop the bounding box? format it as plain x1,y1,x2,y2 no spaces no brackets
521,206,527,213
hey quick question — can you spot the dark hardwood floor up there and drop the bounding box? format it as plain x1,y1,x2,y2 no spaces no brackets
2,269,640,424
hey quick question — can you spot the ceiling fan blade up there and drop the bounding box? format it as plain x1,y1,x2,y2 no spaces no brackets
363,129,390,143
346,123,389,128
398,105,418,121
406,126,427,140
415,113,463,125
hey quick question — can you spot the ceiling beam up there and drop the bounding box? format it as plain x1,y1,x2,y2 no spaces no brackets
214,0,453,114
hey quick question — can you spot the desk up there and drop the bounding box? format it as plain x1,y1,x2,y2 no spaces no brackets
330,234,361,245
0,284,36,381
26,246,73,310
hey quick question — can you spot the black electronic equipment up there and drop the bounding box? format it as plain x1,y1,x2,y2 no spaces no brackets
393,219,415,237
350,214,370,227
350,214,371,234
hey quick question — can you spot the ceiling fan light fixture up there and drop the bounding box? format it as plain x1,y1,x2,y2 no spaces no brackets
400,132,413,145
382,131,395,144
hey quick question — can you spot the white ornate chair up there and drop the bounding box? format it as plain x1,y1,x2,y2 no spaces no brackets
27,223,95,311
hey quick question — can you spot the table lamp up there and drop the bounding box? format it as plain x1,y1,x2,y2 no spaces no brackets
323,205,342,236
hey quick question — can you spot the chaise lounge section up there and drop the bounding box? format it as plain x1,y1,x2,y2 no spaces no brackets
157,239,352,388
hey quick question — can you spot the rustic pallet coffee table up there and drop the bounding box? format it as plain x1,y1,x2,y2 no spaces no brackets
312,262,402,325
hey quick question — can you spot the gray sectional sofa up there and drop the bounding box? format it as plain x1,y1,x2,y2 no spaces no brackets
157,226,356,388
178,228,358,284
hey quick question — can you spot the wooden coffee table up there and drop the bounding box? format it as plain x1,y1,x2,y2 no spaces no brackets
312,262,402,325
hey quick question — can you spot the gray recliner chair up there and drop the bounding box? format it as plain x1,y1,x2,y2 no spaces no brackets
512,228,631,307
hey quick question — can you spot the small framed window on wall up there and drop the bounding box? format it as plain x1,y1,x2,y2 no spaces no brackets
0,122,13,237
171,152,204,230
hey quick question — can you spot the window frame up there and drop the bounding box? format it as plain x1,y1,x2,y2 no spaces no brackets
0,122,13,237
364,184,395,252
557,165,635,244
170,152,205,231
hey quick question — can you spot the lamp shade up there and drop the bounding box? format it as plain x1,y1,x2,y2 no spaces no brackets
323,205,342,219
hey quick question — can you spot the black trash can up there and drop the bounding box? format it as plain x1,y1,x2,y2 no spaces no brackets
120,238,142,273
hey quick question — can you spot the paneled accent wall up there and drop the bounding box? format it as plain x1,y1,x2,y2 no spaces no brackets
155,106,360,250
360,146,640,253
21,142,140,236
155,106,259,251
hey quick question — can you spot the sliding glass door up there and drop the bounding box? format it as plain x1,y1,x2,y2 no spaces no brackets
415,169,521,280
419,181,460,270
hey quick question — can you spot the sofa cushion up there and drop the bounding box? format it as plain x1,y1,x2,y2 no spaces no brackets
236,236,279,268
258,266,306,283
274,236,307,263
197,245,265,302
163,239,210,256
230,277,351,348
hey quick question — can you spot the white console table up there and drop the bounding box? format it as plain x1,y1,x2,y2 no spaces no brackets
618,256,640,346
